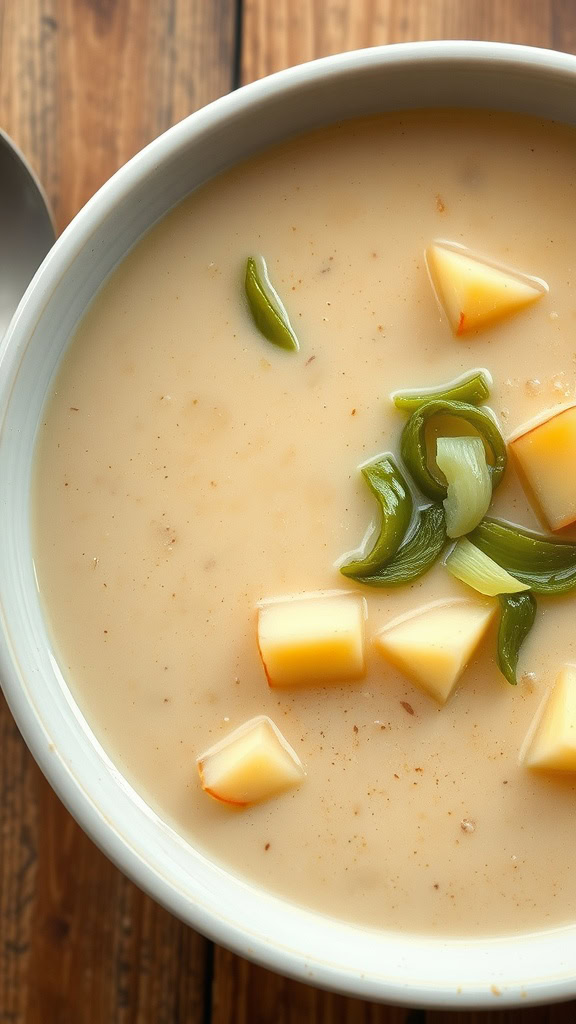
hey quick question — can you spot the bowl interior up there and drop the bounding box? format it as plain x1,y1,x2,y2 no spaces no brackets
2,42,576,1008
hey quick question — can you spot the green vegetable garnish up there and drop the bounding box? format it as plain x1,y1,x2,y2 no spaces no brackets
497,592,537,685
392,369,492,411
400,399,507,502
340,456,413,577
436,436,492,539
344,503,446,587
445,537,530,596
470,518,576,595
245,256,299,351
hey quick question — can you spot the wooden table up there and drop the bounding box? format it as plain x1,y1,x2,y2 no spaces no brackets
1,2,576,1021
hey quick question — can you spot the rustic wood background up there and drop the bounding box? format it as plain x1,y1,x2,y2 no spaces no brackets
1,1,576,1021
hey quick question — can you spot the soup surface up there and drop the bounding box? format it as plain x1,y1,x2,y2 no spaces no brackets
34,111,576,936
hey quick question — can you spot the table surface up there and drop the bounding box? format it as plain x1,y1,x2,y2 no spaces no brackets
2,2,576,1021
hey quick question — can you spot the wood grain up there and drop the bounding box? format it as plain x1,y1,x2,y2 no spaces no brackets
23,789,209,1023
0,706,39,1022
211,946,414,1023
240,0,574,82
0,0,236,233
428,1010,576,1024
0,1,235,1021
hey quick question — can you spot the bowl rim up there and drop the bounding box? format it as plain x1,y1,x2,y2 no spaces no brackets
3,39,576,1010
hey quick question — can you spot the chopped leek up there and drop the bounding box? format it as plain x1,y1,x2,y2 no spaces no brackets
445,537,530,596
392,369,492,411
344,503,446,587
470,518,576,595
245,256,299,351
400,399,507,501
340,456,413,578
497,592,537,686
436,436,492,539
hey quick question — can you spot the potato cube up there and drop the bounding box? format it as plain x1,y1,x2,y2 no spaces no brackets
198,716,305,806
427,243,546,336
510,405,576,531
257,591,366,688
526,666,576,772
375,598,495,705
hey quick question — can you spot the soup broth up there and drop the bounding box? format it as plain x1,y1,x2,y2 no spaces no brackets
34,110,576,935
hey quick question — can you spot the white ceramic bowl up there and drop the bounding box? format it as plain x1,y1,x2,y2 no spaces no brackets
2,41,576,1010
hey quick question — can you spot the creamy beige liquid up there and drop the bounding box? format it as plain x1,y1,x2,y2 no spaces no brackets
34,111,576,936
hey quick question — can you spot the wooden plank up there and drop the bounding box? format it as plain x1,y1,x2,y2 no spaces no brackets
23,786,209,1023
428,1008,576,1024
240,0,567,83
211,946,415,1023
0,701,39,1023
0,1,236,1021
0,0,236,233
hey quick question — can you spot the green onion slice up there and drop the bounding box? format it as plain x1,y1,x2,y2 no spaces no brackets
343,503,446,587
470,518,576,595
497,592,537,686
340,456,413,577
245,256,299,351
436,436,492,539
392,369,492,411
445,537,530,596
401,399,507,502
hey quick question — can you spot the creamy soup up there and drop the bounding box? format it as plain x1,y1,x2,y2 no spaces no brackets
33,110,576,936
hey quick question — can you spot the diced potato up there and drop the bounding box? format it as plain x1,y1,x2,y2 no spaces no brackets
375,598,496,704
510,406,576,531
426,243,546,335
198,715,305,806
257,591,366,688
526,667,576,771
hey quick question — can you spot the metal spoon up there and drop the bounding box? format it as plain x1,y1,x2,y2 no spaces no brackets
0,129,55,338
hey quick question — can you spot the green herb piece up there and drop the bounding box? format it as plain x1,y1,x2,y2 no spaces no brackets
344,503,446,587
445,537,530,596
436,436,492,539
400,399,507,501
340,456,413,578
392,369,492,411
470,518,576,595
497,592,537,685
244,256,299,351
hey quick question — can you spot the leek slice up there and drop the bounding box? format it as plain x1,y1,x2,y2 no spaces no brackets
436,436,492,539
445,538,530,596
392,369,491,411
470,518,576,595
346,504,446,587
245,256,299,351
400,399,507,501
497,592,537,685
340,456,413,578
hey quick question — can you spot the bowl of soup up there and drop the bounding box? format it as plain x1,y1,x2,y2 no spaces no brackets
4,40,576,1009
